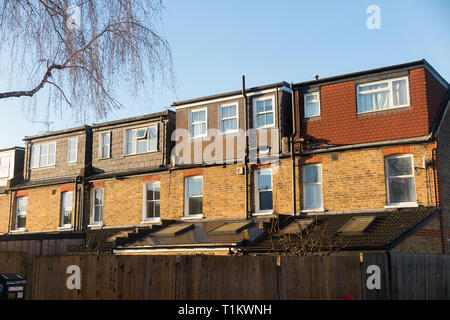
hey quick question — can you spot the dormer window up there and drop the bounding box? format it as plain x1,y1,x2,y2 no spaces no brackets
357,76,410,114
219,103,238,133
304,92,321,118
31,142,56,168
254,96,275,128
125,125,158,155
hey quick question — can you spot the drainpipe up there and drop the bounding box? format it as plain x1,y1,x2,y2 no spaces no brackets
79,177,86,231
290,83,297,216
242,75,249,220
432,147,445,254
73,177,79,231
160,115,166,167
7,190,13,233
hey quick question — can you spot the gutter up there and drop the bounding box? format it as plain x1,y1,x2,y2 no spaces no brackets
297,134,433,155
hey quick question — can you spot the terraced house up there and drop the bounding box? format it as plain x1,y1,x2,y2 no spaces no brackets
0,59,449,257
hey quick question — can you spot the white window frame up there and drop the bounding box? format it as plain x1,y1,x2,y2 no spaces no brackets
385,154,418,208
253,95,276,129
124,125,158,156
356,76,410,114
302,164,324,212
219,102,239,134
67,138,78,164
99,131,111,159
60,191,73,228
304,92,321,118
184,175,203,219
189,107,208,139
90,188,104,225
15,197,27,231
142,181,161,223
254,168,273,215
30,142,57,169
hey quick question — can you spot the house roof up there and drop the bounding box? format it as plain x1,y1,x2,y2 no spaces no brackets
91,109,174,129
23,125,90,141
114,219,266,251
240,207,440,254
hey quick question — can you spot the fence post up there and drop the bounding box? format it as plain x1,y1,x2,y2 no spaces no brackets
276,255,282,300
174,255,181,300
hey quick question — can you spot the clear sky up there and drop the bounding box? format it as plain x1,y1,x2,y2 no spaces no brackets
0,0,449,149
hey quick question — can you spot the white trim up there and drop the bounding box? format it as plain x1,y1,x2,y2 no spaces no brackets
188,107,208,139
14,196,27,231
30,141,57,169
142,181,161,222
253,95,276,129
98,131,112,159
302,164,324,211
218,101,239,134
356,76,411,114
184,175,203,217
60,191,73,228
173,86,292,110
90,188,104,225
384,154,417,207
304,91,321,118
124,124,159,155
67,138,78,164
255,168,273,214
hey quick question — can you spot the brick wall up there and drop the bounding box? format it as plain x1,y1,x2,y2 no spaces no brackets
300,143,437,212
425,69,448,129
437,101,450,254
0,193,10,234
297,67,433,146
391,216,443,254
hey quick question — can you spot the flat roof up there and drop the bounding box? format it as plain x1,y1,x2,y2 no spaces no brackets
92,109,174,129
23,125,90,141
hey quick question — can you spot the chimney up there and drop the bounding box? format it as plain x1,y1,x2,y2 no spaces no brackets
313,75,319,80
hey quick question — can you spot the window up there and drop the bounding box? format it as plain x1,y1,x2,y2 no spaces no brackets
31,142,56,168
0,156,10,178
67,138,78,163
99,132,111,159
143,181,160,221
357,76,410,113
15,197,27,231
189,108,207,138
125,125,158,155
385,154,417,206
254,97,275,128
303,164,323,211
219,103,238,133
185,176,203,217
304,92,321,118
91,188,103,225
60,191,73,228
255,168,273,213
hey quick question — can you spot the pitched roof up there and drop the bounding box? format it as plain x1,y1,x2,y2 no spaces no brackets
114,219,266,251
240,207,439,254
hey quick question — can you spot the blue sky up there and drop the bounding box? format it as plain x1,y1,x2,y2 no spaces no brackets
0,0,449,149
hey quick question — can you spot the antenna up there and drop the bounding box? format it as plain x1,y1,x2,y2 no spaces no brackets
30,120,54,133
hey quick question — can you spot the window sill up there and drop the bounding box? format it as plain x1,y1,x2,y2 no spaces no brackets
97,157,111,161
123,150,158,158
30,165,56,170
10,229,26,233
301,209,325,214
58,226,72,231
88,224,104,229
303,116,321,122
140,218,161,225
385,203,418,209
253,211,273,216
356,105,410,116
181,215,204,220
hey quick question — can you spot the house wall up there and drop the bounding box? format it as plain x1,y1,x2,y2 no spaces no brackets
0,149,24,187
0,193,10,234
296,67,444,147
174,90,291,165
437,100,450,254
91,114,174,175
303,142,437,213
391,217,443,254
7,184,78,233
24,128,91,181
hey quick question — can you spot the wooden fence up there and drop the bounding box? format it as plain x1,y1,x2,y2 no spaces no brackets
0,253,449,299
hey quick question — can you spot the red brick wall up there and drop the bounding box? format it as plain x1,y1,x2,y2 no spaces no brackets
297,67,433,146
425,69,447,129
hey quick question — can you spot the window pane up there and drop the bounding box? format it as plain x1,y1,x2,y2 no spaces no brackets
259,191,273,211
229,105,236,117
192,111,199,122
258,172,272,191
264,99,273,112
389,177,416,203
222,119,229,132
198,110,206,122
62,192,73,209
146,201,155,219
149,126,158,151
305,102,320,117
189,197,202,215
17,197,27,213
154,201,160,218
31,146,39,168
392,79,407,106
188,178,202,197
16,215,26,229
137,139,147,153
221,107,228,118
94,206,103,222
388,157,412,176
305,166,320,184
94,189,103,205
40,144,48,166
201,123,207,135
62,210,72,225
359,82,389,92
305,185,323,209
102,145,109,158
257,114,265,127
256,100,264,113
230,119,237,130
265,113,274,126
48,143,56,165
